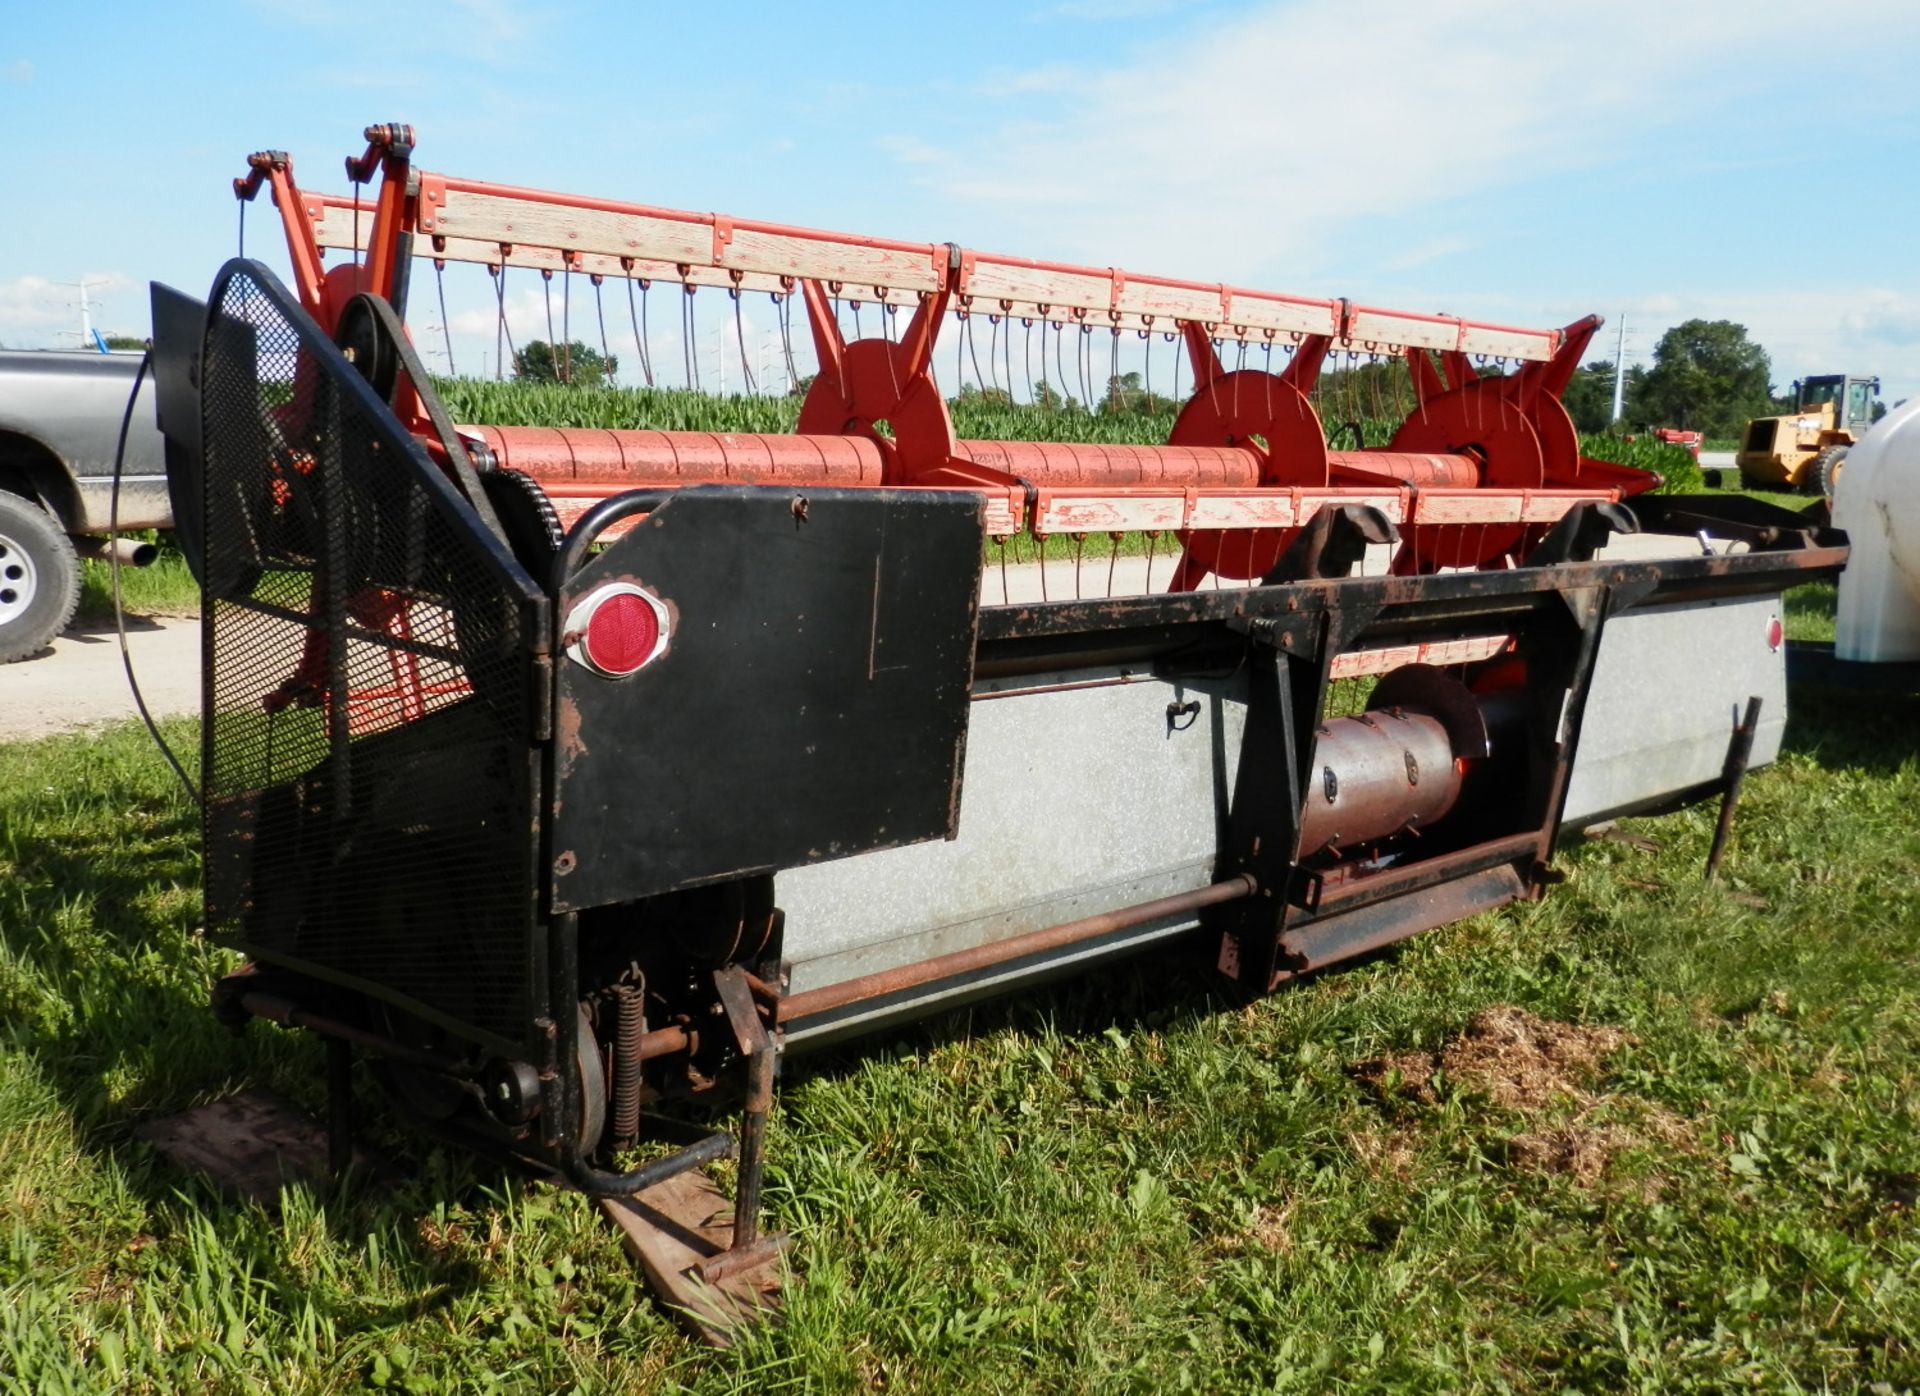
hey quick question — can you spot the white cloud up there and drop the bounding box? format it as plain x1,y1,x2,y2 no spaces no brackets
895,0,1920,282
2,59,32,85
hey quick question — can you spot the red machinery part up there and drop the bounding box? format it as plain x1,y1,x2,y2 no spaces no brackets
250,128,1660,587
473,426,1497,496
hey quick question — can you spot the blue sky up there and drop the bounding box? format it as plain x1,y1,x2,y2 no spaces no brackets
3,0,1916,405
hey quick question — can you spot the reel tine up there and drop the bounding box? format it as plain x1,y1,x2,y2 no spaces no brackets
1107,532,1121,600
683,283,699,390
1022,317,1034,405
492,261,518,379
1004,310,1015,400
434,259,455,375
542,268,557,369
594,273,611,384
626,272,656,388
733,286,757,395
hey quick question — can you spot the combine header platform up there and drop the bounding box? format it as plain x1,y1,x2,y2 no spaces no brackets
148,125,1845,1333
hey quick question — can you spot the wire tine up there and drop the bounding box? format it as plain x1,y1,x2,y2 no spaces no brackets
732,287,757,394
1072,533,1085,600
1079,324,1094,411
996,537,1011,606
491,264,504,379
434,260,455,375
778,293,799,393
1144,530,1158,594
594,274,611,382
1022,318,1034,405
543,270,556,362
627,275,655,388
495,264,517,378
562,267,573,383
683,285,699,390
1003,311,1014,401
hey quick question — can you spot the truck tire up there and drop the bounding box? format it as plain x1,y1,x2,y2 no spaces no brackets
1813,444,1850,503
0,492,81,664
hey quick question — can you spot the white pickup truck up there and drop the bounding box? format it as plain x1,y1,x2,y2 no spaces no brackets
0,349,169,661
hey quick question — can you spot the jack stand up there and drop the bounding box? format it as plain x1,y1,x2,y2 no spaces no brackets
597,963,788,1346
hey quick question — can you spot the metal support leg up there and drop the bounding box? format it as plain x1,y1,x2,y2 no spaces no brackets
1706,695,1763,880
326,1036,354,1179
733,1044,775,1249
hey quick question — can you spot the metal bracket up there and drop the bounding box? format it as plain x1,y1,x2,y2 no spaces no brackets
1263,503,1399,583
1522,500,1637,566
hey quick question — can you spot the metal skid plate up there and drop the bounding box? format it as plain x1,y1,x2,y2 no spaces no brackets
550,486,984,911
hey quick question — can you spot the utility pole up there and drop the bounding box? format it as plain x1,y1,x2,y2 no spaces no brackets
1610,315,1627,424
59,277,112,350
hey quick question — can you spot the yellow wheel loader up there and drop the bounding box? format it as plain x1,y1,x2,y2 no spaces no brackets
1737,373,1880,494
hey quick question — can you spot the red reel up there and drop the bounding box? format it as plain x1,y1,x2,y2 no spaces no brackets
1168,371,1328,582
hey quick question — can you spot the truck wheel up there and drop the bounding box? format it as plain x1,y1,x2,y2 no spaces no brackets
1813,445,1850,503
0,492,81,664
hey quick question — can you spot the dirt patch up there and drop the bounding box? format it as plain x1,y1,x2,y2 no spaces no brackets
1350,1007,1685,1188
1508,1122,1630,1186
1352,1005,1633,1110
1247,1201,1294,1253
1345,1124,1420,1181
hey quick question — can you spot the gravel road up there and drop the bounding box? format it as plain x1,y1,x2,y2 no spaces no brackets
0,617,200,742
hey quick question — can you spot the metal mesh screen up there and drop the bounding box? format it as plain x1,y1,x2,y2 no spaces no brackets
198,262,545,1056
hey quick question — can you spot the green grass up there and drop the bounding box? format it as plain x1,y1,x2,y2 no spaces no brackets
6,587,1920,1392
73,533,198,628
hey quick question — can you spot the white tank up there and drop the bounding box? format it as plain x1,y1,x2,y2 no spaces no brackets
1834,395,1920,662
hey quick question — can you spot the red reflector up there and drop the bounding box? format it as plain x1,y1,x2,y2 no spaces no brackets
1766,616,1784,652
567,584,670,677
585,593,659,674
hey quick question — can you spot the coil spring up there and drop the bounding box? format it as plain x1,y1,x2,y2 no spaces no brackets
609,982,646,1151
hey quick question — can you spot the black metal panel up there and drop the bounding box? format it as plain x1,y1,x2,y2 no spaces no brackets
550,486,982,911
149,281,207,580
194,259,548,1058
